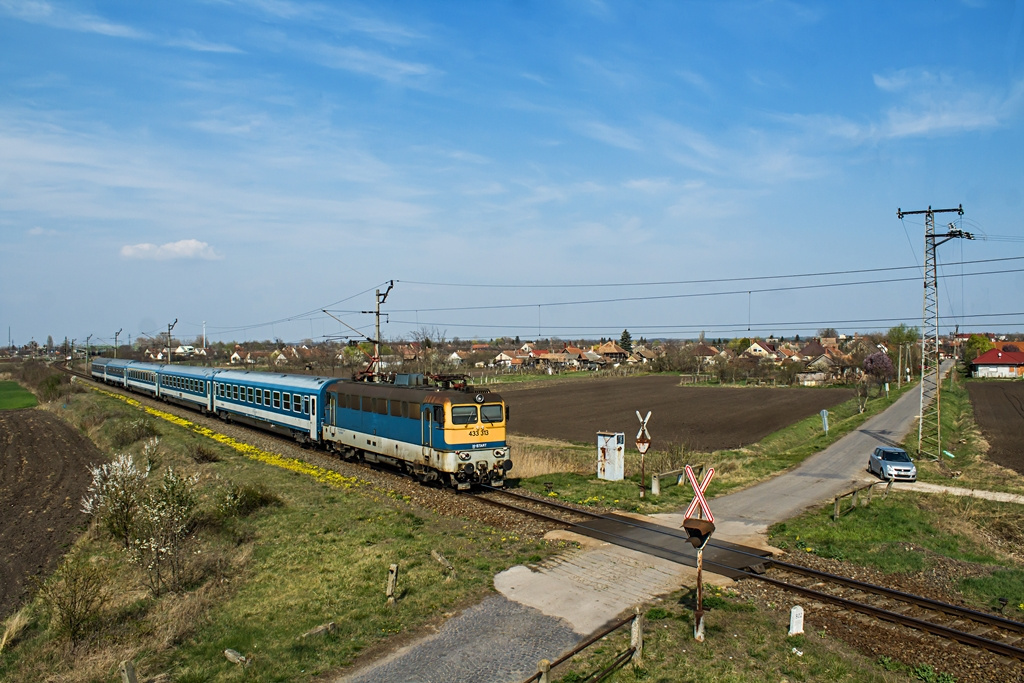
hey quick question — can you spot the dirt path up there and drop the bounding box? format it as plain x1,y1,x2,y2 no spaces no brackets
0,409,102,620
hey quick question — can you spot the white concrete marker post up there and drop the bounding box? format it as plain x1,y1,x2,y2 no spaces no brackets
789,605,804,636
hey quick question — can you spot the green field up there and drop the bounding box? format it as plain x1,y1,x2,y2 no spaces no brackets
0,381,37,410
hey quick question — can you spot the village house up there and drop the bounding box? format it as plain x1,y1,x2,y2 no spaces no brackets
971,348,1024,378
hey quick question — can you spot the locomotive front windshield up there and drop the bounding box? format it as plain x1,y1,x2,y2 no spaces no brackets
481,404,503,423
451,406,478,424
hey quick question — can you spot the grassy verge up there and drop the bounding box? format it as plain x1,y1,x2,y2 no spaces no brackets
769,491,1024,620
549,587,907,683
0,380,38,410
906,375,1024,492
0,388,561,683
513,382,917,514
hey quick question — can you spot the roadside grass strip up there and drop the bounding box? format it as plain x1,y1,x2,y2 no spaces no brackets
91,387,365,490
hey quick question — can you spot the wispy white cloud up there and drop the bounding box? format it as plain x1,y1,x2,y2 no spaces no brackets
0,0,146,38
27,225,58,236
577,120,642,151
305,43,435,83
120,239,221,261
166,31,243,54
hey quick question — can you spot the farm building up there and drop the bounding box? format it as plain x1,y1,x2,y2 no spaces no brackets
971,348,1024,378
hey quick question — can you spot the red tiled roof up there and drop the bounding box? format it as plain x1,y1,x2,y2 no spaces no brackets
972,348,1024,366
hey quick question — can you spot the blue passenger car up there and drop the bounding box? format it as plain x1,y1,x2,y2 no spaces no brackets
211,370,337,443
159,365,218,413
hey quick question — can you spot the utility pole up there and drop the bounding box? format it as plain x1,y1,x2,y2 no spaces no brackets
167,319,177,364
203,321,206,350
114,329,122,358
896,205,971,460
358,281,394,380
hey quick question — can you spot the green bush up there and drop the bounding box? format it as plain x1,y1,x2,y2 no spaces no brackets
37,553,110,647
216,481,282,519
107,417,159,449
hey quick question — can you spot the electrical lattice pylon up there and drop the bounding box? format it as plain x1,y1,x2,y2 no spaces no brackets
896,204,971,460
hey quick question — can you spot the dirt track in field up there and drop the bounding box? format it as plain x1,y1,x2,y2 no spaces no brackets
0,409,101,620
500,376,854,451
966,382,1024,476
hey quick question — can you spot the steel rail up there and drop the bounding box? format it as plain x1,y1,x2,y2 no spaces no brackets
480,485,1024,635
478,486,1024,660
74,373,1024,660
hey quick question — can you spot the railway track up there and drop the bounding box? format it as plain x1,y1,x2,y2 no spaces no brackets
477,485,1024,662
68,366,1024,661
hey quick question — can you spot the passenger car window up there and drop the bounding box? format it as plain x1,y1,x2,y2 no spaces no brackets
283,393,291,411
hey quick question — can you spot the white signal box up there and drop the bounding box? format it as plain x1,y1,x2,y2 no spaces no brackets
596,432,625,481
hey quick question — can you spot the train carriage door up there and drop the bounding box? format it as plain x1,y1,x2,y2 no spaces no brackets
309,396,317,440
421,405,432,456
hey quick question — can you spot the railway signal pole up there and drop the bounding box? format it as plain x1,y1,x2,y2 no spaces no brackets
896,205,971,460
114,329,122,358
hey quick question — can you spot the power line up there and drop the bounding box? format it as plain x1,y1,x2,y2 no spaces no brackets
383,265,1024,314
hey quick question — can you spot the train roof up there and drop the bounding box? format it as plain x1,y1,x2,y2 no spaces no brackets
212,369,338,392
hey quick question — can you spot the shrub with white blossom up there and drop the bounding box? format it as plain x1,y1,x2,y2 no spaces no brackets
128,466,200,595
81,452,151,549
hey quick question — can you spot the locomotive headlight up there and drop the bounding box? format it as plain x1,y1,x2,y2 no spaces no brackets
457,451,471,461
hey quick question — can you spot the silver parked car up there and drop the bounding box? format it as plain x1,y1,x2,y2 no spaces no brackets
868,447,917,482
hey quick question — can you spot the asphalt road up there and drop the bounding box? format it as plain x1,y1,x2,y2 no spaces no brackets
338,372,945,682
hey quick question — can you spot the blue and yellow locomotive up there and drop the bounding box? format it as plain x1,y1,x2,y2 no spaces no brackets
90,358,511,489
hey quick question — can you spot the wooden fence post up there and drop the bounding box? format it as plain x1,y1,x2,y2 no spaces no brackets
386,563,399,605
630,606,644,668
119,661,138,683
538,658,551,683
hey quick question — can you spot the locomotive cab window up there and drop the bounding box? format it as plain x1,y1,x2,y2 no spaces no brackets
451,405,477,425
481,404,503,423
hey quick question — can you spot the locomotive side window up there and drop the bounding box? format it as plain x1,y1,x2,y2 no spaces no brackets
375,398,387,415
451,406,478,425
390,399,402,417
361,396,371,412
273,391,280,409
433,405,445,425
481,404,504,423
408,402,419,419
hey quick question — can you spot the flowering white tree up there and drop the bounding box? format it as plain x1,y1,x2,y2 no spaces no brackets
128,466,199,595
81,451,152,549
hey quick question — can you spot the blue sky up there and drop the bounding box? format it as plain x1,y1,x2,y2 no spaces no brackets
2,1,1023,349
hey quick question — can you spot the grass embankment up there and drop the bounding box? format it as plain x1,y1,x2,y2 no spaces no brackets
0,380,39,410
550,589,905,683
0,388,559,683
909,374,1020,492
513,381,917,514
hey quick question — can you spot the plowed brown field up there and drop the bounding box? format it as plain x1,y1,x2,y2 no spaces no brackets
966,381,1024,476
501,376,854,451
0,409,100,620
